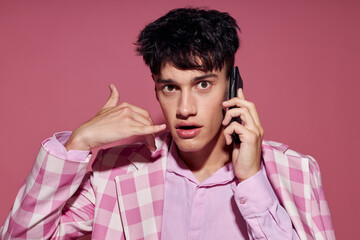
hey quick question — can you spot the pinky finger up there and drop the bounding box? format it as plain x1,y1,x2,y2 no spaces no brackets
223,123,240,145
224,133,233,145
137,124,167,135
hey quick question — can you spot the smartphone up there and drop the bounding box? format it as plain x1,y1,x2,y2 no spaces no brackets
228,66,243,144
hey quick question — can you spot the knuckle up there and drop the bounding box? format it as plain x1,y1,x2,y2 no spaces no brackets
248,102,255,109
243,107,250,114
223,125,231,134
144,110,151,117
238,108,248,116
229,121,239,129
142,125,153,133
121,106,131,112
119,102,129,108
223,112,231,120
259,127,264,137
255,130,261,138
248,131,258,143
120,106,132,115
145,114,152,123
224,126,232,134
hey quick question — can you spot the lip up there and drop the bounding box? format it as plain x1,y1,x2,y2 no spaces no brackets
175,122,202,139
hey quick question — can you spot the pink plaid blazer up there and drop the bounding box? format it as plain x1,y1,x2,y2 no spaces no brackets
0,133,334,239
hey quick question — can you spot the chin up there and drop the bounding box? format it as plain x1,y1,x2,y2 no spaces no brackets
172,136,207,153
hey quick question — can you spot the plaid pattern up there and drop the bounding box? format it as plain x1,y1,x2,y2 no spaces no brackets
262,141,335,240
0,133,334,239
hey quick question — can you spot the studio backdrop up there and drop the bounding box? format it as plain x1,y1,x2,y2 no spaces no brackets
0,1,359,239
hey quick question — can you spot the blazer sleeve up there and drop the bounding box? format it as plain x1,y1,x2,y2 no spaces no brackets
307,155,335,239
262,141,335,240
0,145,97,239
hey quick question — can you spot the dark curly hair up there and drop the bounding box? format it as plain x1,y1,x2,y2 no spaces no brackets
135,8,240,75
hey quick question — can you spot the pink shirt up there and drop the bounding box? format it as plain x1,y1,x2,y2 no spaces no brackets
162,140,299,239
45,132,299,239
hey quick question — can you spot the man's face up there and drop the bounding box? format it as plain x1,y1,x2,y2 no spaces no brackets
153,63,228,153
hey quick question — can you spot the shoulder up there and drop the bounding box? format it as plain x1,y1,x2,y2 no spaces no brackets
91,132,171,173
262,140,321,177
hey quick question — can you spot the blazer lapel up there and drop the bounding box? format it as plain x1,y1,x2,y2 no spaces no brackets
114,138,169,240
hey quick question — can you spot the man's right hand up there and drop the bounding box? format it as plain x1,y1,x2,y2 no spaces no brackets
64,84,166,151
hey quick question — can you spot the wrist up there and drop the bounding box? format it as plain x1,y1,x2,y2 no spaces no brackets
65,129,91,151
235,165,260,181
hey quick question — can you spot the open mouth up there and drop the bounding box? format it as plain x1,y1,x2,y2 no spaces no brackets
177,126,200,130
175,123,202,138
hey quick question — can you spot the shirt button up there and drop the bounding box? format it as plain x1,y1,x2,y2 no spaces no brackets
239,197,246,204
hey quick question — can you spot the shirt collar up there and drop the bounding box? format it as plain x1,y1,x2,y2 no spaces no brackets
167,139,237,187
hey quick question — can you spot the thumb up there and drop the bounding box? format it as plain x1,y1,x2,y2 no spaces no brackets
102,84,120,109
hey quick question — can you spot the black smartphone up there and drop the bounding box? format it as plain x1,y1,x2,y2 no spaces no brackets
228,66,243,144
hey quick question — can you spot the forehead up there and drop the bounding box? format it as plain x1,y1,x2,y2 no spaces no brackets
155,63,227,84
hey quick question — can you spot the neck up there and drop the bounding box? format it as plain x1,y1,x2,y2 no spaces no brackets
177,126,232,182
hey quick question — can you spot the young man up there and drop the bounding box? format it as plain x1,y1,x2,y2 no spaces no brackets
0,8,334,240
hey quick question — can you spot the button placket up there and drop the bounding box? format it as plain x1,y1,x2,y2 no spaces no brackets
188,186,206,240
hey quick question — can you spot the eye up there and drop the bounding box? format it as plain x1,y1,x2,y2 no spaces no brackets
197,81,211,90
163,84,176,93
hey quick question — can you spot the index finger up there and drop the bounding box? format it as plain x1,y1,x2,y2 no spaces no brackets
223,98,262,130
118,102,153,124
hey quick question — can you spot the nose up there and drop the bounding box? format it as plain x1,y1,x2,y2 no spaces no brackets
176,90,197,119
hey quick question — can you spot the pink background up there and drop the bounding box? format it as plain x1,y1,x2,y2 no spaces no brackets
0,1,359,239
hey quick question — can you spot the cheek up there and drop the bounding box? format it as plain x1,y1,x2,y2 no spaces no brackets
200,97,224,122
158,99,175,122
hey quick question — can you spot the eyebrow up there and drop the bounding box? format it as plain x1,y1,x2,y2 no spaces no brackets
155,73,218,84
